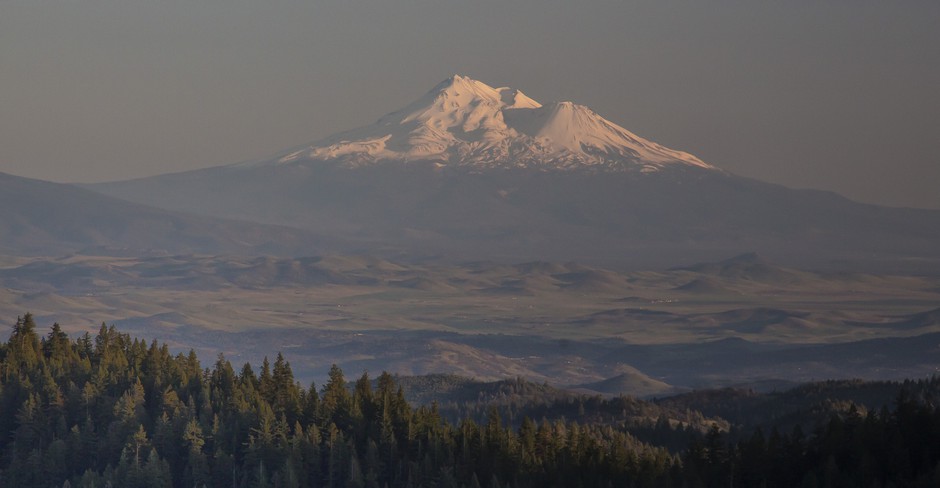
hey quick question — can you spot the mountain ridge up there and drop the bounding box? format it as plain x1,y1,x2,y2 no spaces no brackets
0,170,322,256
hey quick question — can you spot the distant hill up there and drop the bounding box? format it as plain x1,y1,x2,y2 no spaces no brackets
655,377,940,432
570,368,678,398
673,277,738,294
392,374,718,431
672,252,810,284
0,171,322,256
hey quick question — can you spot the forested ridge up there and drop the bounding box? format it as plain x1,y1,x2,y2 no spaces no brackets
2,313,940,488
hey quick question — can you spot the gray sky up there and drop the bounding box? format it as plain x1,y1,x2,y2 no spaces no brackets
2,0,938,208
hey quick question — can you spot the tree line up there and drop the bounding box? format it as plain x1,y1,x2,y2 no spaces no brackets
2,313,939,488
0,314,676,487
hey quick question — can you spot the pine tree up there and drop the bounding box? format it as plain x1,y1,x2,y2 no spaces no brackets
322,364,352,430
272,352,301,421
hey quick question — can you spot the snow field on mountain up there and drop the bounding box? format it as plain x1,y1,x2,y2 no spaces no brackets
271,75,713,172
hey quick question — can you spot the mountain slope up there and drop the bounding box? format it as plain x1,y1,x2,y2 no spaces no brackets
267,74,712,172
87,76,940,270
0,171,321,256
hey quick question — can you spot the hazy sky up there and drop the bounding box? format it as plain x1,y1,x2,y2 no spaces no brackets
2,0,938,208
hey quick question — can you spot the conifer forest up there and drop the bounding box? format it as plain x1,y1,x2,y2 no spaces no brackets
2,314,940,487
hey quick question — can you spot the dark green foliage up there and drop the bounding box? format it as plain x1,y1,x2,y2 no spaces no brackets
3,314,940,488
0,316,678,487
681,391,940,487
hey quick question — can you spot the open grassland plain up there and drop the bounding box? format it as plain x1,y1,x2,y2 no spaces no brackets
2,252,938,393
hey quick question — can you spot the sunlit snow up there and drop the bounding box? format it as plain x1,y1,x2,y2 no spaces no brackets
268,75,713,172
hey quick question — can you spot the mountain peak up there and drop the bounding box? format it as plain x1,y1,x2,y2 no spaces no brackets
431,75,540,108
271,75,714,172
430,74,493,99
436,74,487,92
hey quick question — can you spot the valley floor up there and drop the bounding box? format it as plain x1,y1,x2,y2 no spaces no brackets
1,252,938,392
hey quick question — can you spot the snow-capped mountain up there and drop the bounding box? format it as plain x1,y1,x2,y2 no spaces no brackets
265,75,713,173
87,75,940,271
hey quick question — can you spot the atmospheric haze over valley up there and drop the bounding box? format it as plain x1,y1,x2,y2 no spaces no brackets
1,75,938,393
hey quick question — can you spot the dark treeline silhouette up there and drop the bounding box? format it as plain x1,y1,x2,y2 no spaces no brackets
683,393,940,488
0,314,676,487
2,313,940,487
